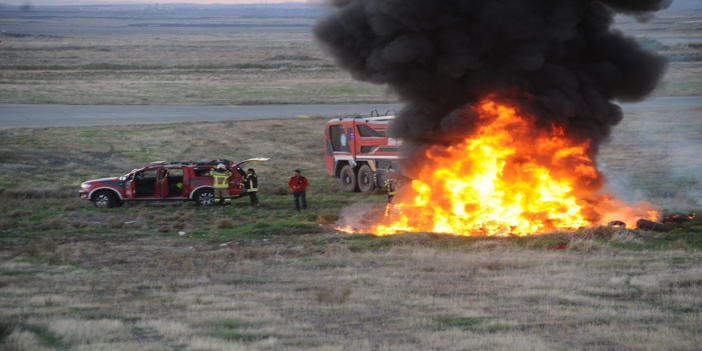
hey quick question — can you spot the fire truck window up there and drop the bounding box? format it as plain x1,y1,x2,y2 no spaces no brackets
357,124,385,138
167,168,184,181
329,125,351,152
166,168,184,197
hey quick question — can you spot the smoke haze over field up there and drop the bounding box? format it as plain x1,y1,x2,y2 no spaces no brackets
313,0,670,175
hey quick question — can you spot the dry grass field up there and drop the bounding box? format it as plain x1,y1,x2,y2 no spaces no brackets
1,6,701,105
1,114,701,350
1,4,702,351
0,5,396,106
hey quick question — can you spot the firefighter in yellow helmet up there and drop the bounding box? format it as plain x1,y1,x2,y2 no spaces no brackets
384,175,400,204
209,163,232,205
244,168,259,207
384,172,401,216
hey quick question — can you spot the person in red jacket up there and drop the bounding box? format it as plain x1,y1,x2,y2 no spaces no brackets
288,169,309,212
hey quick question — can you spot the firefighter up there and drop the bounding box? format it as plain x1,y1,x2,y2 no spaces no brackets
384,176,398,204
384,173,401,216
209,163,232,205
244,168,259,207
288,169,309,212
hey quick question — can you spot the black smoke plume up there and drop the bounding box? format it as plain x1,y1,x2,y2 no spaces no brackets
313,0,669,178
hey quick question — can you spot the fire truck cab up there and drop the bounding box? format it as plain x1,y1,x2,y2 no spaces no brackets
324,111,401,193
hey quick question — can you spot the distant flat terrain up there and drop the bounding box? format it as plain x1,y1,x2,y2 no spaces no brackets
0,4,699,106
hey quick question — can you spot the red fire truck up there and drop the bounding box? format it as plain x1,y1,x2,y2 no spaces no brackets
324,111,401,193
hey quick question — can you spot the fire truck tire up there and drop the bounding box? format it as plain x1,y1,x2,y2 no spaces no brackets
194,188,216,206
92,190,121,208
340,165,358,192
357,164,375,193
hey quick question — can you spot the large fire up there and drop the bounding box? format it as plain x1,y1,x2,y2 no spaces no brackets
340,98,657,236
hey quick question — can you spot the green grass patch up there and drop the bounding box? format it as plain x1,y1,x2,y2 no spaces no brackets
0,270,43,277
213,219,322,237
210,329,265,341
207,319,268,341
651,229,702,249
0,179,18,187
220,319,246,329
434,316,499,332
19,323,68,349
67,307,123,320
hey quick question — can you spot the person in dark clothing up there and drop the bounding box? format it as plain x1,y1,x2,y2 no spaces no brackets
287,169,309,212
244,168,259,207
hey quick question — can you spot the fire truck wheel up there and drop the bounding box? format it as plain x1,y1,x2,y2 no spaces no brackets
92,190,120,208
340,165,358,192
357,164,374,193
194,188,216,206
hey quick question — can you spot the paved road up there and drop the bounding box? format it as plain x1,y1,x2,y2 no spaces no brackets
0,103,403,129
0,97,699,129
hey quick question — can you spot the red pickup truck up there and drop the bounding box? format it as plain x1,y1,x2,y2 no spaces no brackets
79,158,268,208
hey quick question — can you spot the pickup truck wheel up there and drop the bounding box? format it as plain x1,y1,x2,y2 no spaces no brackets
194,188,216,206
357,164,375,193
92,190,120,208
340,165,358,192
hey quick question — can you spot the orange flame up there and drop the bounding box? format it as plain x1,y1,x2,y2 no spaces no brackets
335,98,664,236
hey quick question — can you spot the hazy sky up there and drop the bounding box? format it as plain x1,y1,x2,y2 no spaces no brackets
5,0,318,5
87,0,316,3
112,0,317,3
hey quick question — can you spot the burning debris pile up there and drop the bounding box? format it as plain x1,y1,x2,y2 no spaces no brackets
314,0,670,236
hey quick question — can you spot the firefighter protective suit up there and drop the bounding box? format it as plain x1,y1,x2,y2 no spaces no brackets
209,164,232,205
